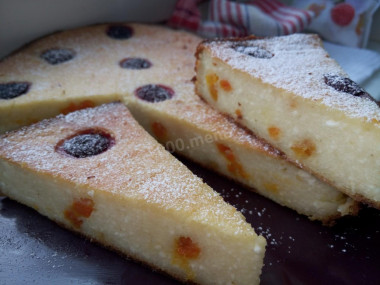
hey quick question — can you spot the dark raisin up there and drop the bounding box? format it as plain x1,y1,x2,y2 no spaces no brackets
135,84,174,103
41,48,76,65
119,58,152,69
0,82,30,99
232,44,273,59
58,129,114,158
106,25,133,40
324,74,369,97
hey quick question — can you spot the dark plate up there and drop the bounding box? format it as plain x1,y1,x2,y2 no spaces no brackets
0,157,379,285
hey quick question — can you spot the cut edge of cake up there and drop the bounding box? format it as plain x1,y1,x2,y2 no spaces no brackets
0,103,266,285
194,34,380,209
125,97,360,225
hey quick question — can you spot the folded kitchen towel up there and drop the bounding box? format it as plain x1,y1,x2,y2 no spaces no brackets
168,0,380,90
168,0,379,47
168,0,315,38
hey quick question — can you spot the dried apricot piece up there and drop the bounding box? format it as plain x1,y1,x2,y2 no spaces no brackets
206,73,219,101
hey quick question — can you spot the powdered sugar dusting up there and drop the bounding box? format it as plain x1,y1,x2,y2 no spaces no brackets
206,34,380,121
0,23,279,155
233,45,273,59
0,103,252,234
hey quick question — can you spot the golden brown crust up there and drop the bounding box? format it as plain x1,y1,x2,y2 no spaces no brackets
352,194,380,210
318,202,361,227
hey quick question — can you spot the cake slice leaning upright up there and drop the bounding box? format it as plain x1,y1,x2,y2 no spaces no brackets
0,103,266,285
195,34,380,208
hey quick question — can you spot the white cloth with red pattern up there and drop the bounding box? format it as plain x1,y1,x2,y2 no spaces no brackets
168,0,380,87
168,0,379,47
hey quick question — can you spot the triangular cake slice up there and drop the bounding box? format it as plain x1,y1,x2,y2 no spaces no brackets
0,103,266,285
195,34,380,208
0,23,358,222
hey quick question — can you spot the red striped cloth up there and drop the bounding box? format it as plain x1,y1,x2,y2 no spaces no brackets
168,0,315,38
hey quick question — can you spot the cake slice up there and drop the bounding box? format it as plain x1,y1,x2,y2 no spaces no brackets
195,34,380,208
0,23,358,222
0,103,266,285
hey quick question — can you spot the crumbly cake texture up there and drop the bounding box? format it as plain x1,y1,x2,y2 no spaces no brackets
195,34,380,208
0,23,358,222
0,103,266,285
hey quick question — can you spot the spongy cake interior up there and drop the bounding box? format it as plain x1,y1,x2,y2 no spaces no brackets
0,103,266,285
